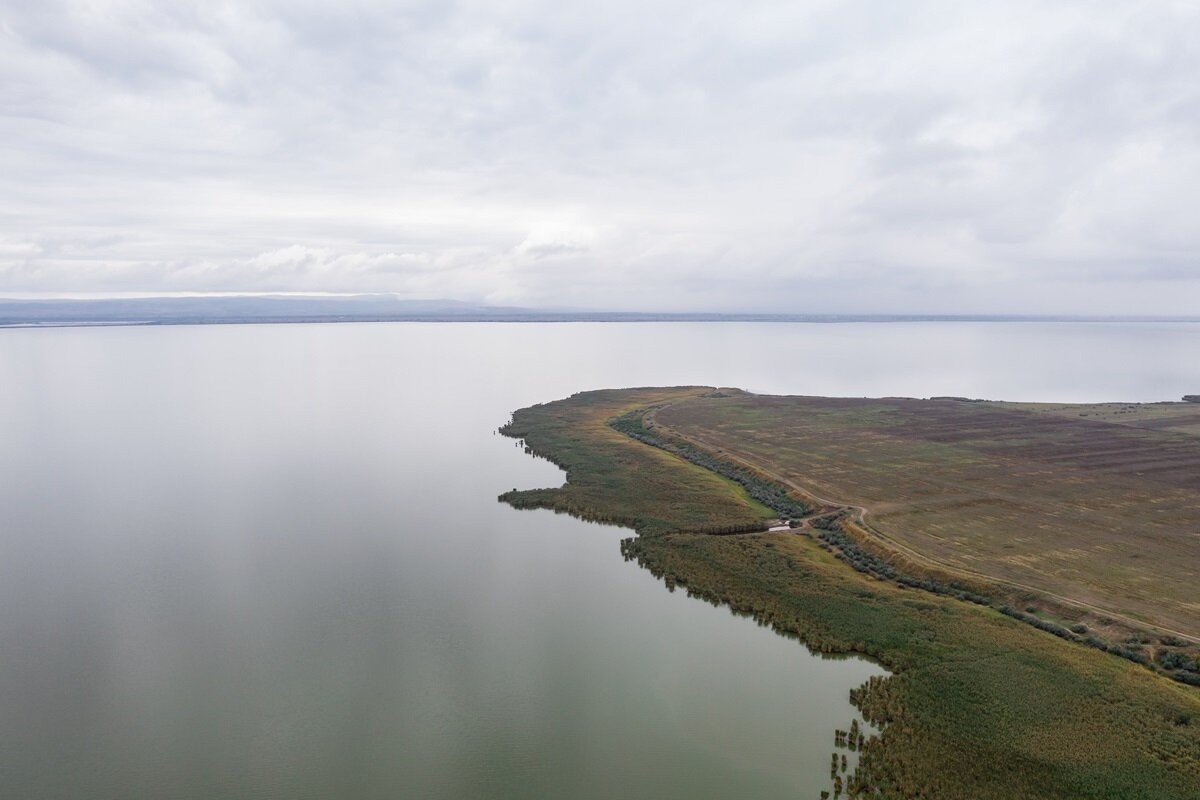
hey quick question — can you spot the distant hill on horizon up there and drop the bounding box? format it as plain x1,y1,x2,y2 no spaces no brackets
2,295,1199,326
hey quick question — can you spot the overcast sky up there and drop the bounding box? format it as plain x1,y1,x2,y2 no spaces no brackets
2,1,1198,313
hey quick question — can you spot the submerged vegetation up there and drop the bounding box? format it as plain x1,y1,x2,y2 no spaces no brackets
500,387,1200,800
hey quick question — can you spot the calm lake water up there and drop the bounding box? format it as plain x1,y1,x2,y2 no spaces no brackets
1,321,1197,799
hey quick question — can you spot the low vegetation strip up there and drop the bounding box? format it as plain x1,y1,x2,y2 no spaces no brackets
498,387,776,537
500,387,1200,800
810,518,991,607
608,408,813,522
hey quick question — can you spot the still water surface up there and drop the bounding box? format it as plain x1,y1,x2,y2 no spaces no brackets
1,322,1197,798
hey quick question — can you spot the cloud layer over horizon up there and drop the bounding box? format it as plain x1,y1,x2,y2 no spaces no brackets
2,1,1198,313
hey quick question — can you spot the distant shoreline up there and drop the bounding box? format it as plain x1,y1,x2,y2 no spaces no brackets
3,295,1200,328
6,313,1200,329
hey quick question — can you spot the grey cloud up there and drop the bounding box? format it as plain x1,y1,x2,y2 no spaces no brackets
1,0,1198,313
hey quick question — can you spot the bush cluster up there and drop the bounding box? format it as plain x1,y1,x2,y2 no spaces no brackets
1160,650,1200,672
999,606,1080,641
817,525,990,605
610,411,811,518
995,606,1154,665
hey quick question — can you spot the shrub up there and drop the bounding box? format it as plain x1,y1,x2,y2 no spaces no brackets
1173,671,1200,687
1159,650,1199,671
610,411,812,518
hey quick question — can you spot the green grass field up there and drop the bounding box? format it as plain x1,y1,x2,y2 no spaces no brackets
500,387,1200,800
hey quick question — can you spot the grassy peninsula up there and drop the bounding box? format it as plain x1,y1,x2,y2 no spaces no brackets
499,387,1200,800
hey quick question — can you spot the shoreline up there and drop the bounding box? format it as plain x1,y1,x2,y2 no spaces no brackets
500,386,1200,799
